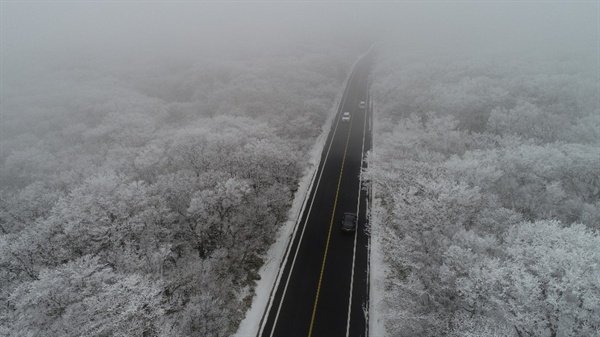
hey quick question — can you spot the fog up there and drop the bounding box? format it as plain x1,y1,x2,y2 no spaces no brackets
2,1,597,71
1,3,599,336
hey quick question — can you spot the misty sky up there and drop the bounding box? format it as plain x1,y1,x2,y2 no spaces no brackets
2,1,598,68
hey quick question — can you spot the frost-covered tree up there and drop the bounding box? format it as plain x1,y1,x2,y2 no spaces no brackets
8,255,165,337
0,40,355,335
369,45,599,336
445,221,600,337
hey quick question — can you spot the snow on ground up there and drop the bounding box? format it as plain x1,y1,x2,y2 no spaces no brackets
368,192,388,337
233,61,352,337
234,52,386,336
233,159,319,337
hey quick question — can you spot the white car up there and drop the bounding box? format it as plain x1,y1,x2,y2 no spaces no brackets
342,112,350,122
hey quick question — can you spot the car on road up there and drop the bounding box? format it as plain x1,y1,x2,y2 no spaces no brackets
359,101,366,109
341,212,357,232
342,112,351,122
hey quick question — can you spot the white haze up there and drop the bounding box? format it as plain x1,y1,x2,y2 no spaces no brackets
1,3,598,336
2,1,598,72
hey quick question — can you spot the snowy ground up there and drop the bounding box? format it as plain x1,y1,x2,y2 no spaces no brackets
366,79,387,337
234,53,385,337
233,67,344,336
368,191,387,337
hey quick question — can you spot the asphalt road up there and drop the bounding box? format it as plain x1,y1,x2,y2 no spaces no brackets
259,54,373,337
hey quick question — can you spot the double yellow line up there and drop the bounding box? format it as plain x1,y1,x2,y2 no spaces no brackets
307,116,354,337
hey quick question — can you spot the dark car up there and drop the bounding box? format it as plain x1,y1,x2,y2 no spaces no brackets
341,212,357,232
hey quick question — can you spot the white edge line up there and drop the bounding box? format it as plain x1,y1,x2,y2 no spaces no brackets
265,64,359,337
365,89,372,337
346,68,368,337
256,52,359,337
256,164,317,336
268,99,341,337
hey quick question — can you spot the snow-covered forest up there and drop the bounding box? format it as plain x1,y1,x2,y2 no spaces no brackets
2,1,598,336
0,41,361,335
366,43,600,336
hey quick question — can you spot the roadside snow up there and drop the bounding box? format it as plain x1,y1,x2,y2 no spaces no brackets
365,63,387,336
233,60,354,337
234,50,387,337
368,194,388,337
233,160,319,337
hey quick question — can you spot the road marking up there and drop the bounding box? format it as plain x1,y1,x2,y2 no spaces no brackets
346,80,368,337
365,90,372,337
307,103,354,337
264,66,359,337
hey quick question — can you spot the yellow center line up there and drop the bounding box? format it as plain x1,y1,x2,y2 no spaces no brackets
307,116,354,337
